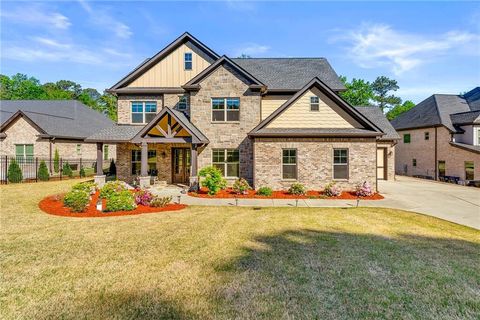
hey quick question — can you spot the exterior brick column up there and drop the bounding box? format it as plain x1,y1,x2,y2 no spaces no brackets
138,141,150,188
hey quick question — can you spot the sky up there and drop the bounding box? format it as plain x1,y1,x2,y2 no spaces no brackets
1,0,479,103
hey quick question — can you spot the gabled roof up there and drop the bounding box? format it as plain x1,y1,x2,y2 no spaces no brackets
249,77,383,137
450,110,480,125
109,32,220,91
354,106,400,140
0,100,114,140
183,55,265,89
232,58,346,92
464,87,480,111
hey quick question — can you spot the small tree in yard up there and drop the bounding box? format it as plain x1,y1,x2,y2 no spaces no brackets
79,166,86,178
62,162,73,178
38,160,49,181
53,148,60,173
7,159,23,183
198,166,226,195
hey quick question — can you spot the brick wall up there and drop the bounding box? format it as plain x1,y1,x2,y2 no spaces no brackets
254,137,377,191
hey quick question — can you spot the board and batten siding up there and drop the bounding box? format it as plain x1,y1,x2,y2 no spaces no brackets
127,43,211,88
266,87,362,128
261,95,291,120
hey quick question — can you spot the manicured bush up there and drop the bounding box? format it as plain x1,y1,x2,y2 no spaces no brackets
232,178,251,195
109,159,116,176
79,166,86,178
288,182,306,195
150,195,172,207
53,149,60,173
62,162,73,178
134,189,154,206
63,190,90,212
37,160,50,181
199,166,227,195
72,181,97,195
100,181,127,199
105,190,136,212
256,186,273,196
355,181,374,197
7,159,23,183
324,182,341,197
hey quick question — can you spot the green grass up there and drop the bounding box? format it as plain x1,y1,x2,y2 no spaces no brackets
1,180,479,319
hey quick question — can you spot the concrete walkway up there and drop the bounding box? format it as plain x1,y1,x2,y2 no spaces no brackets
152,176,480,229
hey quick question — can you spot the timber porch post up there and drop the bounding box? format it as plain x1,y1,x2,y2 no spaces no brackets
138,141,150,188
94,142,106,187
189,144,199,191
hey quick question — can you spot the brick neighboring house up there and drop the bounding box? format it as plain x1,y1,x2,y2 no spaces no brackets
391,87,480,183
0,100,116,168
86,32,397,190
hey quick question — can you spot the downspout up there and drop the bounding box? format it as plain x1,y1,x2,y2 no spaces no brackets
434,127,438,180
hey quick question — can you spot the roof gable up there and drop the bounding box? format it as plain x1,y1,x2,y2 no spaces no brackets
0,110,47,135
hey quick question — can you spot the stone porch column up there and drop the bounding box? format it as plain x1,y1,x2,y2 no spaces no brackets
94,142,106,187
138,141,150,188
189,144,199,191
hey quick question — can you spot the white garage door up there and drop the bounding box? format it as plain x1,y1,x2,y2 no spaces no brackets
377,148,386,180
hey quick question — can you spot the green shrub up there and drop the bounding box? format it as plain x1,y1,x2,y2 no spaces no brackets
7,159,23,183
150,196,172,207
63,190,90,212
232,178,251,194
37,160,50,181
324,182,341,197
53,149,60,173
62,162,73,178
256,186,273,196
199,166,227,195
72,181,97,195
105,190,136,212
79,166,86,178
109,159,116,176
100,181,128,199
288,182,306,195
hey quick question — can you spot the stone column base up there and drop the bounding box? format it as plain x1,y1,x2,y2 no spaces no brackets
94,175,106,188
138,176,151,188
189,176,199,192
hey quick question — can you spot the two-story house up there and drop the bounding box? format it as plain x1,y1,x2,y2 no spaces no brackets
86,32,397,190
391,87,480,183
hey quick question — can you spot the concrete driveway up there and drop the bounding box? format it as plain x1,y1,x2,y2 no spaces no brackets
376,176,480,229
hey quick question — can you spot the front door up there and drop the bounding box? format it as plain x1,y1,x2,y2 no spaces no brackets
172,148,191,184
377,148,387,180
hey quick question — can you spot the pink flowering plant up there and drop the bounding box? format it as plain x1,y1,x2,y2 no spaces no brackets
134,189,154,206
355,181,374,197
324,182,341,197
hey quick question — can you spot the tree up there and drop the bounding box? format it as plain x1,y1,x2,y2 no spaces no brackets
339,76,374,106
38,160,50,181
55,80,82,97
53,149,60,173
7,159,23,183
386,100,415,120
371,76,402,112
237,54,251,59
62,162,73,178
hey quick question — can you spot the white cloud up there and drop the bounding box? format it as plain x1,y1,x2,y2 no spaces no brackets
233,43,270,57
0,5,71,30
334,24,479,75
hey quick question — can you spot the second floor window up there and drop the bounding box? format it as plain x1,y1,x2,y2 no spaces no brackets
212,98,240,122
424,132,429,140
310,96,320,111
178,96,188,110
76,144,82,156
403,134,411,144
131,101,157,124
184,52,192,70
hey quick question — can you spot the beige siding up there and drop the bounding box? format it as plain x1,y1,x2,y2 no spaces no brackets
127,43,211,88
261,95,290,120
266,88,362,128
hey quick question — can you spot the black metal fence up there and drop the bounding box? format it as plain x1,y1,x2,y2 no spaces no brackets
0,156,115,184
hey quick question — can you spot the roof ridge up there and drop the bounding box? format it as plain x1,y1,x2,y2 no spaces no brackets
231,57,327,60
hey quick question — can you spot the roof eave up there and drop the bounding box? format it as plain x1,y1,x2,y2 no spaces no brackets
248,131,383,138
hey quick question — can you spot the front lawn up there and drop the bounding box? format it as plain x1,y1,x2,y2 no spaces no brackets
1,181,479,319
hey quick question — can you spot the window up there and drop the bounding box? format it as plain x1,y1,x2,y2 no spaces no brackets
131,150,157,175
103,145,109,160
211,98,240,122
403,134,411,143
465,161,474,180
76,144,82,156
15,144,33,160
438,161,446,178
184,52,192,70
178,96,188,110
310,96,320,111
131,101,157,124
282,149,297,180
212,149,239,178
412,159,417,167
477,128,480,146
333,149,349,180
424,132,429,140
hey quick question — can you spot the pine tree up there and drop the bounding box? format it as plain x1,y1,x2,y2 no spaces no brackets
62,162,73,178
38,160,49,181
7,159,23,183
53,148,60,173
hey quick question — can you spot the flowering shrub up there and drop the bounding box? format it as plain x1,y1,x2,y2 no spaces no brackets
72,181,97,195
355,181,374,197
233,178,251,194
63,190,90,212
324,182,341,197
288,182,306,195
105,190,136,212
134,189,154,206
100,181,128,199
256,186,273,196
199,166,227,195
150,196,172,207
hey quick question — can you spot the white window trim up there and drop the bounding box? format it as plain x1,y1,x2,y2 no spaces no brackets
281,148,297,181
212,148,239,178
333,148,349,181
310,96,320,112
184,52,193,70
211,98,240,123
131,101,157,124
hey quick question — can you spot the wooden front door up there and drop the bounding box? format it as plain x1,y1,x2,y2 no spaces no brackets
377,148,387,180
172,148,191,184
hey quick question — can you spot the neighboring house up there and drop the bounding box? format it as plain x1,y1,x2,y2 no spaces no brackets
0,100,116,167
391,87,480,183
87,32,396,190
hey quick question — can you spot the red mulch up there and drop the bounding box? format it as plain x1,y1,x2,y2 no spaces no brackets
39,191,187,218
189,188,384,200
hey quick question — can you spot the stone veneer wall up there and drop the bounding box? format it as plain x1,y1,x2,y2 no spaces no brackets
254,137,377,190
189,65,261,184
377,140,396,181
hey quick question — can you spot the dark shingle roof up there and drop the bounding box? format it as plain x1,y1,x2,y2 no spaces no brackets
464,87,480,111
85,125,143,142
450,110,480,125
354,106,400,140
450,142,480,154
0,100,114,139
231,58,345,91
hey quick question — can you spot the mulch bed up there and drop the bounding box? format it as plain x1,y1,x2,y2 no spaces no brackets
189,188,384,200
39,191,187,218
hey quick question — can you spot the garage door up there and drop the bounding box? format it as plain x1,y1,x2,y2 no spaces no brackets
377,148,386,180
